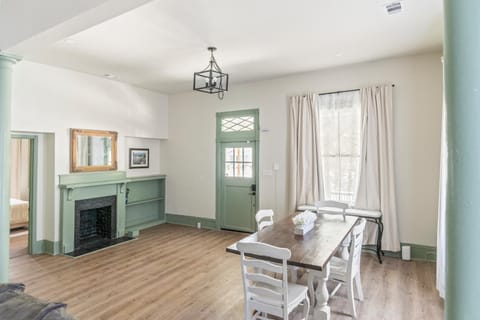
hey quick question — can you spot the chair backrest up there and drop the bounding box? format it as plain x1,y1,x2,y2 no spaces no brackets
347,218,367,278
315,200,348,221
237,241,290,319
255,209,274,231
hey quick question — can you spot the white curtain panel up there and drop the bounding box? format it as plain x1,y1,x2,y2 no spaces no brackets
10,138,30,201
436,59,446,299
318,91,361,204
288,94,324,211
356,85,400,252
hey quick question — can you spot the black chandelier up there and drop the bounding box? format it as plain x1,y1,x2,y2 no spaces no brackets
193,47,229,100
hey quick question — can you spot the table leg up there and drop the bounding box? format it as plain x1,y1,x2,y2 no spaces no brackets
339,234,351,260
376,218,384,264
313,262,330,320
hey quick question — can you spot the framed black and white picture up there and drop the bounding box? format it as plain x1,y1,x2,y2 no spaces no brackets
129,148,149,169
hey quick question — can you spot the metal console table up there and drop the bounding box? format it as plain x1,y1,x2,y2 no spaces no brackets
298,205,385,263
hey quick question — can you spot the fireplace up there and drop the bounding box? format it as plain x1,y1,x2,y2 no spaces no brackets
73,195,117,253
59,171,133,256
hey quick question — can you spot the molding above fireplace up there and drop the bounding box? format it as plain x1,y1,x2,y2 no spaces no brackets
59,171,128,200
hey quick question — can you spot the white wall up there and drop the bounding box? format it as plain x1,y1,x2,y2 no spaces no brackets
167,52,443,246
11,61,168,242
125,136,164,177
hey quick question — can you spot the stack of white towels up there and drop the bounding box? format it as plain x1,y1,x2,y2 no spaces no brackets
292,210,317,235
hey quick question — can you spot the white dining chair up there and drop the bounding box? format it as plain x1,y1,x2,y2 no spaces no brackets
315,200,350,259
237,241,310,320
308,218,367,319
255,209,274,231
315,200,348,221
255,209,299,283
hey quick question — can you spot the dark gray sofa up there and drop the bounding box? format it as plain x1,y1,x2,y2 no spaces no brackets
0,284,75,320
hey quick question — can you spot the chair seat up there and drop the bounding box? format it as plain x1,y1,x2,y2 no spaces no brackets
252,282,309,314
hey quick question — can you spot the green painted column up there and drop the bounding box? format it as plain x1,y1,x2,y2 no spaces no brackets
444,1,480,319
0,54,17,283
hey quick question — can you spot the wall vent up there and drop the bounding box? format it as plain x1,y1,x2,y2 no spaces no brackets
385,1,404,15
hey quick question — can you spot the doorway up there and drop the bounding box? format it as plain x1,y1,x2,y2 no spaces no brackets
9,136,36,257
216,109,259,232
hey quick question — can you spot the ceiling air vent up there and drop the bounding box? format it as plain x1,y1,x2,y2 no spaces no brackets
385,1,404,15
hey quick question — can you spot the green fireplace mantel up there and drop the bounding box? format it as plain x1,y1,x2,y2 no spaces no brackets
59,171,128,254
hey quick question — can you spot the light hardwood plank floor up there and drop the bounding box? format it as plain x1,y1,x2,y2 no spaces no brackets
10,229,28,258
9,224,444,320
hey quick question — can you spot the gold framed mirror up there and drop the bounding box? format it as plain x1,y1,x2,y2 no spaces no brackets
70,128,118,172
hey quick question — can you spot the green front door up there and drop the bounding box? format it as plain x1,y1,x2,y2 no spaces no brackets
220,142,256,232
216,109,259,233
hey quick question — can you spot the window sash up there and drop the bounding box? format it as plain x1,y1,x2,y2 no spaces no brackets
318,90,361,204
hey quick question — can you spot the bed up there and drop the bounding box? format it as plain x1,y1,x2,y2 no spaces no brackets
10,198,29,229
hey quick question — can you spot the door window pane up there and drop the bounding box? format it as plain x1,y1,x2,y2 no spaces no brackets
225,147,253,178
234,163,243,177
244,148,252,162
234,148,243,162
225,163,234,177
225,148,234,161
244,163,253,178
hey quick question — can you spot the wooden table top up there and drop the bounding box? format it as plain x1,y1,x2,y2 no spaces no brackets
226,213,358,271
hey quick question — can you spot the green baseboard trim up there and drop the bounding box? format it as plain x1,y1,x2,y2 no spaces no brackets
31,240,44,254
166,213,217,230
362,245,401,259
127,230,140,238
31,240,60,255
363,243,436,262
401,242,437,262
45,240,60,255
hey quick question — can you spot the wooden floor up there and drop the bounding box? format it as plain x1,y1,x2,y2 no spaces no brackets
10,224,444,320
9,228,28,258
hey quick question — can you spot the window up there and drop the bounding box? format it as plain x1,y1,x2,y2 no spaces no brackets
318,91,361,204
225,147,253,178
221,116,254,132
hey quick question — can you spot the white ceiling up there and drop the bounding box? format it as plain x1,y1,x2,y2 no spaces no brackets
18,0,443,94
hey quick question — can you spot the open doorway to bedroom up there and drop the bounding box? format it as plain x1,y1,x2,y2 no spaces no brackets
9,136,34,258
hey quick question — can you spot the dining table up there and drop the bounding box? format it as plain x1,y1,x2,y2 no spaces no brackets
226,212,358,320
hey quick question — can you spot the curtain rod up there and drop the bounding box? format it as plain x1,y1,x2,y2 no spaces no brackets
318,84,395,96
